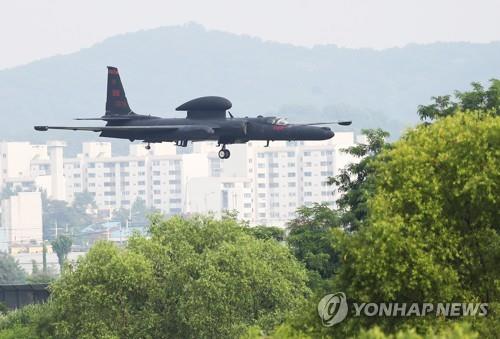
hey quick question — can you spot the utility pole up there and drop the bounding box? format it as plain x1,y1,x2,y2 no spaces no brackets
42,241,47,273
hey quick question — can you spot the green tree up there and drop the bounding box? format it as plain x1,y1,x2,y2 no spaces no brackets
113,207,131,228
70,191,97,230
287,203,341,286
72,191,96,212
328,128,390,230
0,185,18,200
0,303,57,338
42,191,97,240
47,216,310,338
51,235,73,273
27,260,56,284
244,225,285,242
417,79,500,121
131,197,158,223
50,242,156,338
333,112,499,334
0,252,26,284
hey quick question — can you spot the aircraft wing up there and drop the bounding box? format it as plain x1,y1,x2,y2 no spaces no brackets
299,121,352,126
34,125,216,133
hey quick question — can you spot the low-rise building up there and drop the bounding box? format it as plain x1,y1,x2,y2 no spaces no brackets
0,191,43,253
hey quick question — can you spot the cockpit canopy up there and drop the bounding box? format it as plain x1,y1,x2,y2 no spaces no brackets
259,116,288,125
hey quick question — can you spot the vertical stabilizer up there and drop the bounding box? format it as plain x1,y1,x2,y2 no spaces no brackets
105,66,133,115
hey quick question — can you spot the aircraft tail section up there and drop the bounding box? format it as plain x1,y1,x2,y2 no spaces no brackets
105,66,133,115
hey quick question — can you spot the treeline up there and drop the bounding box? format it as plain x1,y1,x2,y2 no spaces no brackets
0,81,498,338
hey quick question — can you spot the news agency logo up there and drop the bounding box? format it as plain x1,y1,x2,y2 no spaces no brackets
317,292,348,326
318,292,489,327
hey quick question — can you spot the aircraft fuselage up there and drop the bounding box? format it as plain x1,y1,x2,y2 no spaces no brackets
101,116,334,144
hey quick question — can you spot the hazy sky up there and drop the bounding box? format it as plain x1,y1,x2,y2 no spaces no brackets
1,0,499,69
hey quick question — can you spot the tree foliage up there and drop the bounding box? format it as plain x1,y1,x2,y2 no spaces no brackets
51,235,73,272
417,79,500,121
287,203,341,284
328,128,390,230
39,216,310,338
244,225,285,242
0,252,25,284
42,191,97,240
332,112,499,333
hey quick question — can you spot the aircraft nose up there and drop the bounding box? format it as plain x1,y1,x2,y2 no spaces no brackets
322,127,334,139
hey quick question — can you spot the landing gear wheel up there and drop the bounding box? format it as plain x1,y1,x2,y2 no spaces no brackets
224,149,230,159
218,149,226,159
145,143,151,150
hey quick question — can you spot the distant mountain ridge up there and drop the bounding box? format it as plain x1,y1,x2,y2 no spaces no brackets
1,23,499,154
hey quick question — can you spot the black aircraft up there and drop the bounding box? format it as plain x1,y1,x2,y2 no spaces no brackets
35,67,351,159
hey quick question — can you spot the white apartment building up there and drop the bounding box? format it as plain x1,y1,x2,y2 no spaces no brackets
0,191,43,253
0,132,360,227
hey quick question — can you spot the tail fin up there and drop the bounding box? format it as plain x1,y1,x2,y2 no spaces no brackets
105,66,133,115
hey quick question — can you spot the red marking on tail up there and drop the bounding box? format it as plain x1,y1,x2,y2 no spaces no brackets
108,69,119,75
112,90,121,97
